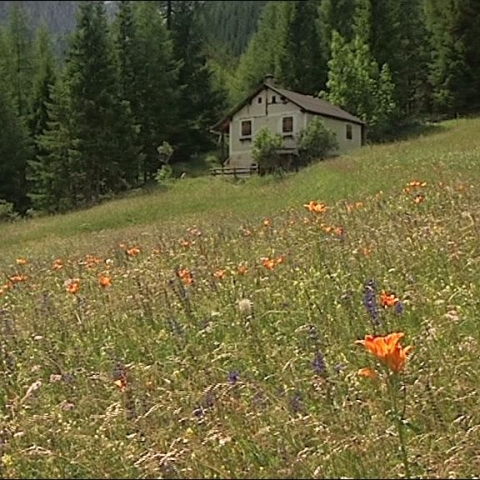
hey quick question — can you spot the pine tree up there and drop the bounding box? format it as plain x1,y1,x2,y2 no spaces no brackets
29,23,57,144
41,1,140,206
425,0,480,114
276,0,326,95
132,1,179,181
30,78,78,212
318,0,356,61
0,80,32,212
2,2,34,119
168,0,227,161
233,1,287,103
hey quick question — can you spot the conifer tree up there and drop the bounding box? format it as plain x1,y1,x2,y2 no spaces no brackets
276,0,326,95
0,80,32,212
131,1,179,181
168,0,227,161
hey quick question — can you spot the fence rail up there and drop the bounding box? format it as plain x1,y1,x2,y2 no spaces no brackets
210,165,259,177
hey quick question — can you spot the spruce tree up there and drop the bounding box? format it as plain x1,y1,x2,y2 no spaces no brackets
0,80,32,212
132,1,179,181
168,0,227,161
276,0,326,95
63,1,140,203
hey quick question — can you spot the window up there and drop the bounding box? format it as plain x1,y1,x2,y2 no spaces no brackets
346,124,353,140
271,95,277,104
241,120,252,138
258,96,263,104
282,116,293,134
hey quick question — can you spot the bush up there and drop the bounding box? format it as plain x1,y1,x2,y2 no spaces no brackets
297,117,338,164
252,127,284,175
0,199,16,223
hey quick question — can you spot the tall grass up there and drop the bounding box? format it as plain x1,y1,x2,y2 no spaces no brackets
0,118,479,478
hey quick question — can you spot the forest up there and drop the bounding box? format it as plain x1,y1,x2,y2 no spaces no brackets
0,0,479,215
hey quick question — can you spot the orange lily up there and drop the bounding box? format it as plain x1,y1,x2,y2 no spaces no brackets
304,201,327,214
8,274,28,284
126,246,141,257
178,268,193,286
213,269,226,280
358,367,378,379
99,274,112,288
65,279,80,294
380,290,399,308
413,194,425,204
237,264,248,275
53,259,63,270
355,332,413,373
16,258,27,266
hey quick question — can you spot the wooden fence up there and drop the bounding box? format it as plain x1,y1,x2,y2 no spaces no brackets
210,164,259,177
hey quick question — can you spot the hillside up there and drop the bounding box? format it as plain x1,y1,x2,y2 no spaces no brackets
1,119,480,477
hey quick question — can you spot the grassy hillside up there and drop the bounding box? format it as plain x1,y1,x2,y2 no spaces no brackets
0,117,480,478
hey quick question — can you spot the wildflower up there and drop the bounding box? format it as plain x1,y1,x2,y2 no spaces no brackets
228,371,240,385
180,239,190,248
413,194,425,204
394,301,405,315
408,180,427,187
8,274,28,284
312,351,327,376
290,391,304,413
355,332,413,373
238,298,253,315
380,290,399,308
16,258,27,266
178,268,193,286
262,218,271,227
65,278,80,294
261,255,284,270
99,274,112,288
126,246,140,257
358,367,377,379
363,279,380,326
53,259,63,270
114,377,127,392
213,269,226,280
237,264,248,275
304,201,327,213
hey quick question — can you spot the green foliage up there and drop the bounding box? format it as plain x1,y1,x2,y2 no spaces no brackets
0,76,32,212
325,31,396,140
297,117,338,163
276,0,326,95
252,126,283,174
0,199,15,222
168,1,228,162
424,0,480,114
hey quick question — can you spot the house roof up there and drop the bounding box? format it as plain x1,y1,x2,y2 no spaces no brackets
211,81,365,133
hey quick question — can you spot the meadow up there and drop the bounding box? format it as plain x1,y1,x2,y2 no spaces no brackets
0,117,480,478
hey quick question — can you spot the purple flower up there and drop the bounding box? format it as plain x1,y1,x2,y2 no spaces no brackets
363,279,380,326
228,370,240,385
290,391,304,413
312,351,327,376
394,301,405,315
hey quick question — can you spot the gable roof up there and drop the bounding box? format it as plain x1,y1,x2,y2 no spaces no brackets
211,81,365,133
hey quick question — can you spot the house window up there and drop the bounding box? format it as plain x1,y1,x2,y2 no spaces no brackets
271,95,277,104
282,116,293,134
258,96,262,104
241,120,252,138
346,124,353,140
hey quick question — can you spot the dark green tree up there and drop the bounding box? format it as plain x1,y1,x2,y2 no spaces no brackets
425,0,480,114
0,80,32,212
131,1,179,181
168,0,227,161
276,0,326,95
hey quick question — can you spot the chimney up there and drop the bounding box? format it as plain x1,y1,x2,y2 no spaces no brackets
264,74,275,86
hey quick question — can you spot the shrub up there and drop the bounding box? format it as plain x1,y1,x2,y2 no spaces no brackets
0,199,16,223
252,127,284,175
297,117,338,164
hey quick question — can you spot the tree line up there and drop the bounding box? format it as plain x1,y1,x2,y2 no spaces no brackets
230,0,480,137
1,0,480,216
0,0,226,214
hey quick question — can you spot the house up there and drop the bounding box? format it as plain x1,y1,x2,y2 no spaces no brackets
211,75,366,169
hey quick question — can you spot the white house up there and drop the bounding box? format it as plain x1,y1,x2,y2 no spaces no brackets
211,75,366,169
